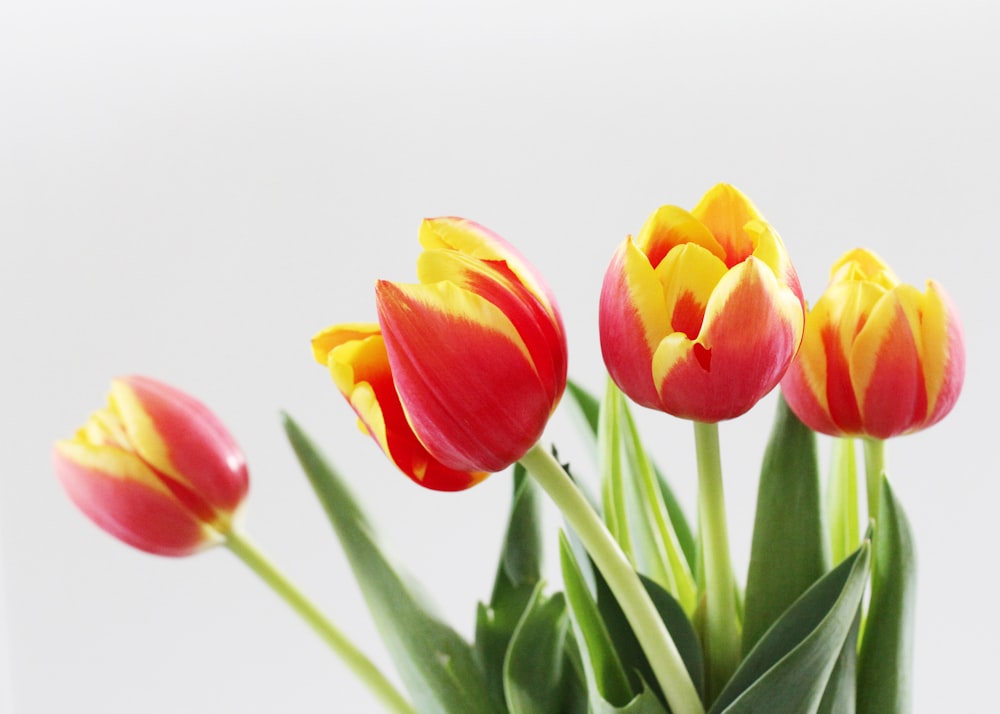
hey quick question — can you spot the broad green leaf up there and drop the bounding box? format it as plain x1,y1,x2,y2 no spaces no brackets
566,379,696,570
559,533,670,713
283,415,499,714
596,571,705,706
599,378,632,555
709,541,870,714
567,378,601,435
571,378,697,599
561,530,703,713
857,476,915,714
475,465,545,710
816,609,859,714
620,400,696,614
559,532,634,706
742,395,829,654
654,465,698,576
503,584,586,714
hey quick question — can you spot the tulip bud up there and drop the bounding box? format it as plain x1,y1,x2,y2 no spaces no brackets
781,248,965,438
54,376,249,556
600,184,805,422
312,217,568,490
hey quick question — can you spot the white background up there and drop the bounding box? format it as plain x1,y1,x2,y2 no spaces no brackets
2,1,997,712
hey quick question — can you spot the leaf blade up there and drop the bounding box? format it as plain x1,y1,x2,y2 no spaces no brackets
283,414,498,714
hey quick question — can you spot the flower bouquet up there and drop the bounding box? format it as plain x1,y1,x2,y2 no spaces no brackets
54,184,964,714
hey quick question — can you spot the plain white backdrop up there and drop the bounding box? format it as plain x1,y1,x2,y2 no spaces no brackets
2,1,997,712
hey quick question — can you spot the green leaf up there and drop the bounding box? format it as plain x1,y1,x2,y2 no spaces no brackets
559,532,634,706
709,541,870,714
566,378,696,572
283,414,499,714
567,378,601,435
597,571,706,707
476,465,545,711
654,465,698,577
561,530,703,713
619,399,697,614
742,395,829,654
816,608,859,714
857,476,915,714
503,584,587,714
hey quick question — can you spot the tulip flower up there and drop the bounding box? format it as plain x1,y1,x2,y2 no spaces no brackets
312,217,568,491
54,376,248,556
781,248,965,439
599,183,805,422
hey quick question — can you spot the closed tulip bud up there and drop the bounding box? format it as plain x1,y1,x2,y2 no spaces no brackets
781,248,965,438
54,376,249,556
312,217,568,491
600,184,805,422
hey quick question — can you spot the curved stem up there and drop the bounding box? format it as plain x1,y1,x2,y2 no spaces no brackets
519,443,705,714
863,438,886,525
225,530,415,714
693,421,741,703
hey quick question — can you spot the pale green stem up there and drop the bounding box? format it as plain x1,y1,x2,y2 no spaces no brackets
693,421,741,702
519,443,705,714
863,438,886,524
828,438,860,564
225,530,415,714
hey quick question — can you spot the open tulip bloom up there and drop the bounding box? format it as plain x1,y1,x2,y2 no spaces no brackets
55,188,964,714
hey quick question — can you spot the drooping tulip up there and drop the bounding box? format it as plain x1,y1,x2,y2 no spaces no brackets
600,184,805,422
54,376,248,556
312,217,567,490
781,248,965,438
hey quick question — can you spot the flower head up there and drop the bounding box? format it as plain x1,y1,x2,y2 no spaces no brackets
781,248,965,438
600,184,805,422
54,376,249,556
313,217,567,490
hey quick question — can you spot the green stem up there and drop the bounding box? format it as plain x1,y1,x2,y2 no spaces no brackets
863,439,886,525
225,530,415,714
828,438,860,564
693,421,741,702
519,443,705,714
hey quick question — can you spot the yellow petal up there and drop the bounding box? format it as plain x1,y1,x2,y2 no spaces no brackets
311,322,381,366
690,183,763,267
635,205,726,267
653,243,728,339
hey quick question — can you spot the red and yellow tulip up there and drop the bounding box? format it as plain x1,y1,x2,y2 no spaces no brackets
781,248,965,438
312,217,567,491
600,184,805,422
54,376,249,556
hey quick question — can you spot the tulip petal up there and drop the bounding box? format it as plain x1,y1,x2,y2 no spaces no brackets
635,205,726,268
112,377,248,516
746,220,804,302
54,441,217,556
416,247,565,405
315,324,487,491
920,281,965,428
850,287,925,438
830,248,899,290
652,257,803,421
653,242,729,339
806,282,880,434
377,279,550,473
780,345,841,437
690,184,763,268
599,239,668,410
418,217,561,321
